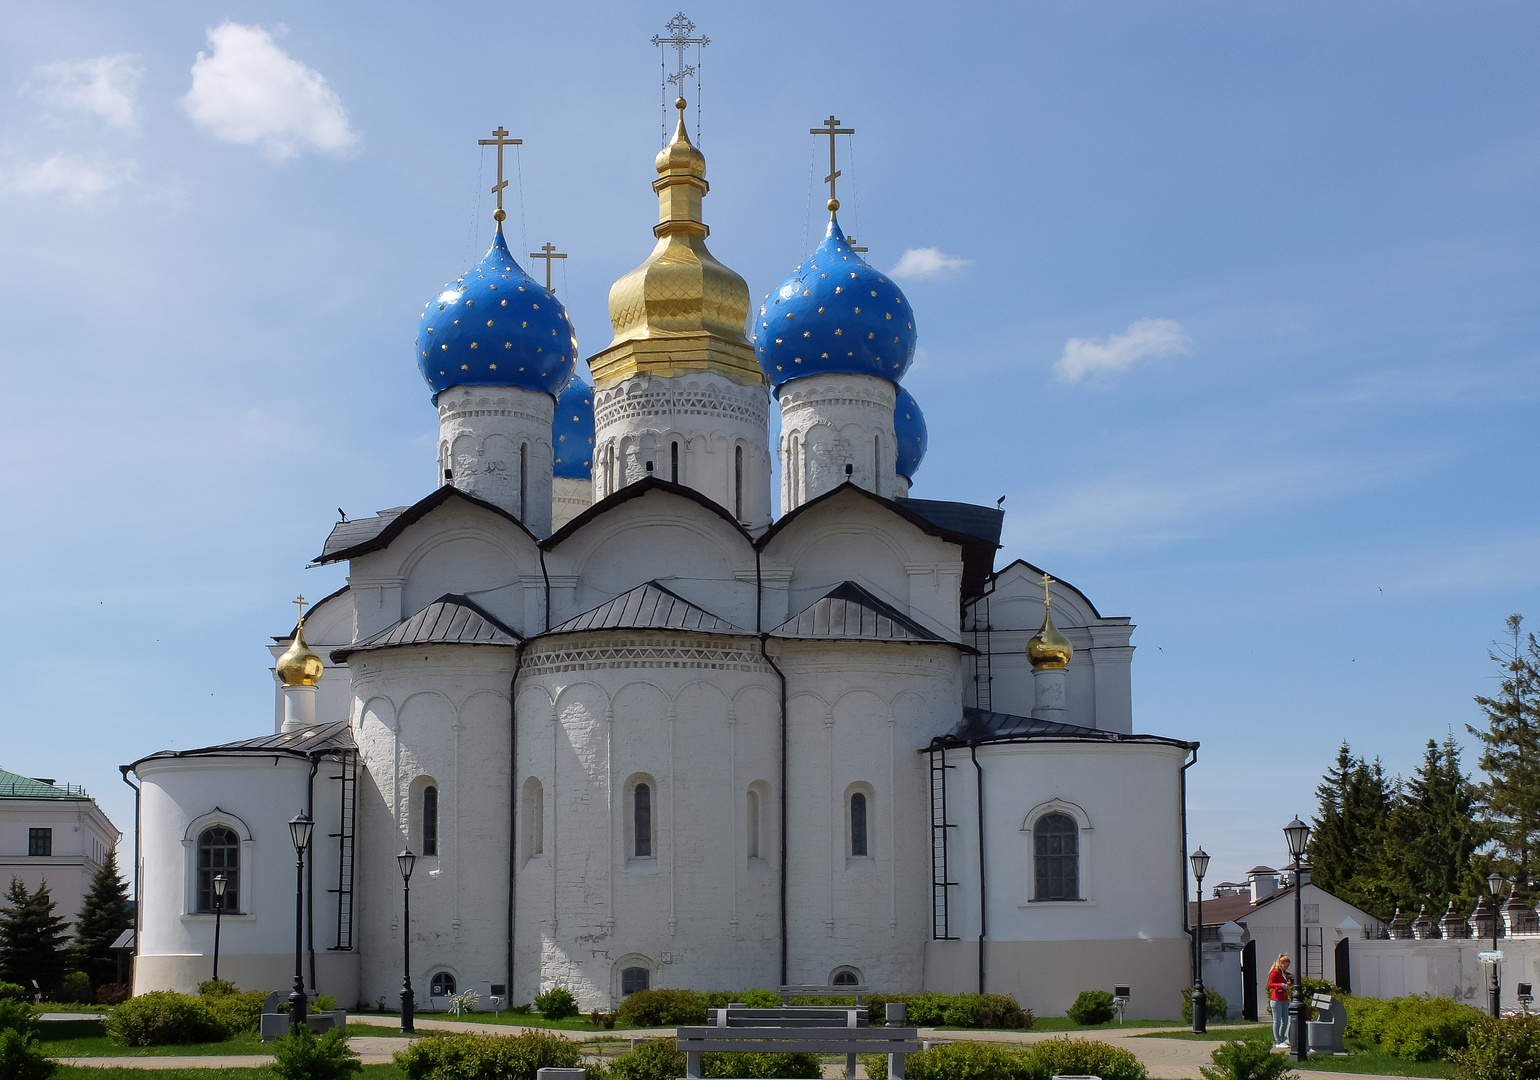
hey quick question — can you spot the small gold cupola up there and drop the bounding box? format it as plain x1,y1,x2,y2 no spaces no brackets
1027,575,1074,671
276,597,323,688
587,98,760,389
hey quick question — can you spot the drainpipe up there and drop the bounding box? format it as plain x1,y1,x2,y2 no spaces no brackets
971,743,985,994
539,548,551,632
1181,744,1199,985
507,640,526,1002
307,755,319,992
119,766,141,990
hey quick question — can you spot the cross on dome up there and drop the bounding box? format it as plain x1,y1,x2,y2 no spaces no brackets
811,114,855,216
477,126,522,231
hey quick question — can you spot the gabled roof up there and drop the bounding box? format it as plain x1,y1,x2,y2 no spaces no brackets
274,584,351,643
0,769,91,801
984,559,1107,621
895,498,1004,548
131,720,356,771
933,706,1198,751
772,581,946,643
544,581,750,636
315,486,539,565
1248,865,1278,875
331,594,522,663
543,475,753,550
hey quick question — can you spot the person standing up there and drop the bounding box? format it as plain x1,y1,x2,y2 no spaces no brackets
1267,954,1294,1049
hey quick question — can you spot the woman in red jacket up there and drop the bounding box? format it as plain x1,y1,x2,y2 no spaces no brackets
1267,954,1294,1048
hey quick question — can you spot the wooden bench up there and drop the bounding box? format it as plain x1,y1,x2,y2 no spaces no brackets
676,1002,917,1079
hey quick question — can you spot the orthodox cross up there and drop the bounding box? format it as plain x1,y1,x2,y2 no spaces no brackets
292,594,308,622
529,242,568,291
845,236,869,254
811,114,854,214
652,13,709,101
1037,573,1056,609
477,126,522,230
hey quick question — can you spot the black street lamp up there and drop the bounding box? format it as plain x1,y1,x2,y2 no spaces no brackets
1283,816,1311,1063
288,811,314,1031
1487,870,1506,1019
398,849,417,1034
211,873,227,981
1189,847,1211,1033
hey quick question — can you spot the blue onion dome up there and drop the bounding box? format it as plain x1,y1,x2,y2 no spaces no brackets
894,385,928,480
416,230,577,402
754,218,917,390
552,377,595,480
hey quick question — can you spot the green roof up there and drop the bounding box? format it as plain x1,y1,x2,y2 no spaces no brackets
0,769,90,801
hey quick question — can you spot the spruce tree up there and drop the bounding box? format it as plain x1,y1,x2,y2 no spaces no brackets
1469,614,1540,886
1382,736,1482,915
1308,742,1393,917
70,850,131,988
0,877,71,993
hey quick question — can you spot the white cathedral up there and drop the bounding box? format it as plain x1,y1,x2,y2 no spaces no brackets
126,98,1198,1020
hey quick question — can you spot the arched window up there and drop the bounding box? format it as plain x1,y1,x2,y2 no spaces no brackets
197,827,240,913
850,792,869,858
621,966,650,996
671,441,679,484
831,969,861,986
423,785,439,857
1034,813,1079,900
634,783,652,858
734,445,744,520
430,972,456,997
747,788,761,859
788,435,800,506
521,777,543,860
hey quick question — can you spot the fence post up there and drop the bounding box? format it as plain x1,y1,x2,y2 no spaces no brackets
887,1002,907,1080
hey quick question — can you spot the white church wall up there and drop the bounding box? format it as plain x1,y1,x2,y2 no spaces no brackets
551,476,592,533
133,754,357,1002
775,374,898,510
436,385,555,537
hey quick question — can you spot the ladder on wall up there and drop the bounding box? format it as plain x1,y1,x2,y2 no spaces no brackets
930,747,959,940
328,751,357,951
965,591,994,712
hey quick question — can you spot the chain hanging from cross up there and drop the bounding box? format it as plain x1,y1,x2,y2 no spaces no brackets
652,12,708,145
478,126,522,233
529,242,567,292
811,115,855,218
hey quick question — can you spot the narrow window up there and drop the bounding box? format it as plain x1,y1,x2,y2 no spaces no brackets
621,966,649,996
423,785,439,857
430,972,456,997
747,789,761,859
522,777,544,858
197,826,239,912
789,436,800,506
519,443,528,520
671,441,679,483
874,435,881,496
1034,813,1079,900
734,445,744,520
634,783,652,857
850,792,868,857
28,828,51,857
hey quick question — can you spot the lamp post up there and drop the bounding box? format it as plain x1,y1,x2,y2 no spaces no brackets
1488,870,1506,1018
398,849,417,1034
1189,847,1211,1033
1283,816,1311,1063
288,811,314,1031
211,873,227,981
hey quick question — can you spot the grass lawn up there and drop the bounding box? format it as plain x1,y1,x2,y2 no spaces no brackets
357,1010,619,1032
1029,1016,1239,1032
55,1067,405,1080
38,1020,269,1058
1141,1031,1455,1078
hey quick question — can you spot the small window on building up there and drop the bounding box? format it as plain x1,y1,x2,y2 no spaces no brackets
197,826,240,913
1034,813,1079,901
831,969,860,986
521,777,544,860
430,972,456,997
747,788,761,860
621,966,650,996
734,445,744,520
519,443,529,521
28,828,51,857
634,783,652,858
423,786,439,857
671,441,679,483
850,792,868,858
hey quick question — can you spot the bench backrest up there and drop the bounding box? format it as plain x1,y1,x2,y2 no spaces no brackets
708,1006,867,1028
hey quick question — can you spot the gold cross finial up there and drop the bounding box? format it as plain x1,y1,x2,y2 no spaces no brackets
811,114,854,217
292,594,308,622
846,236,869,254
477,126,523,232
529,242,568,292
1037,573,1056,609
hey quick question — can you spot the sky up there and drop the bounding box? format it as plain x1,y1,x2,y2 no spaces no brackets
1,2,1537,890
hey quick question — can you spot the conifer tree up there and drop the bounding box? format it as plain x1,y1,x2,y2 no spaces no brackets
1469,614,1540,886
70,850,131,988
1382,736,1482,914
0,877,71,993
1308,742,1393,917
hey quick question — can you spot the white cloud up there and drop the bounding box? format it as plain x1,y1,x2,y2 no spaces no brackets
22,54,144,129
1054,318,1191,382
182,23,358,161
0,154,135,199
889,247,969,280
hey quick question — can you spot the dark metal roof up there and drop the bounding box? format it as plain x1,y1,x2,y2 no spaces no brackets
131,720,356,770
315,486,538,565
331,594,522,662
933,707,1198,751
546,581,750,636
772,581,946,643
544,475,754,550
895,498,1004,548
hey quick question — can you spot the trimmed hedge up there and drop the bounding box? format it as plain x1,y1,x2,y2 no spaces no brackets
204,990,268,1035
104,991,226,1046
604,1037,818,1080
614,989,1030,1030
863,1037,1146,1080
395,1031,584,1080
1453,1012,1540,1080
1342,993,1483,1061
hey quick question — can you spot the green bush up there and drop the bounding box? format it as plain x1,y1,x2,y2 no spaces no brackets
0,1000,37,1039
198,980,237,998
864,1037,1144,1080
740,990,781,1009
396,1030,583,1080
103,991,226,1046
1378,995,1483,1061
1199,1031,1296,1080
314,993,338,1013
1066,989,1117,1025
604,1036,820,1080
1342,994,1392,1042
615,989,706,1027
203,990,267,1035
1182,986,1230,1024
1453,1012,1540,1080
607,1039,686,1080
0,988,26,1005
56,973,91,1004
859,993,1030,1030
533,987,579,1021
1023,1037,1147,1080
271,1026,362,1080
0,1027,56,1080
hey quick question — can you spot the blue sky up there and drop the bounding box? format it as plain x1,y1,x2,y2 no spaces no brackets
1,2,1537,887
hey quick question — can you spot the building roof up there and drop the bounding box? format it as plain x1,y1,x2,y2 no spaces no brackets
1190,890,1285,927
331,594,521,662
544,476,753,550
316,486,539,565
0,769,91,801
545,581,750,636
934,707,1199,751
131,720,356,770
895,498,1004,549
772,581,946,643
1248,865,1278,875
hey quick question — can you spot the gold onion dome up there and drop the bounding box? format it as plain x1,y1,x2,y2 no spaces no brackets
1027,605,1073,671
276,619,324,687
588,98,759,389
